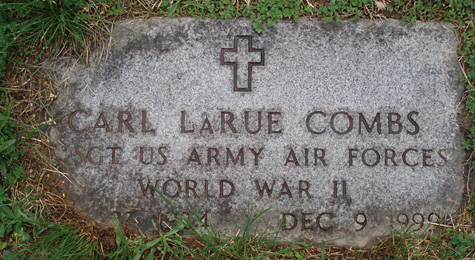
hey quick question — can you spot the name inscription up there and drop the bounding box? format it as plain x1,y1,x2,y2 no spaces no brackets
68,109,447,167
66,108,450,233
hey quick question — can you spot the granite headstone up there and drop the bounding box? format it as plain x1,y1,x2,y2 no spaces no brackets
49,18,466,247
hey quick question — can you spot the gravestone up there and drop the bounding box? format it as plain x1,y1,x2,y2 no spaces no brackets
49,18,467,247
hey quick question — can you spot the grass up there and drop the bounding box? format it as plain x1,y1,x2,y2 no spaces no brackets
1,0,475,259
103,185,308,259
148,184,306,259
12,223,98,260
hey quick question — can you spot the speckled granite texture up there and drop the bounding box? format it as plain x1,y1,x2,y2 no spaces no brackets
49,18,465,247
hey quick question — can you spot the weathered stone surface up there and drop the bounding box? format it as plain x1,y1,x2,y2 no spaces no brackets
49,18,466,247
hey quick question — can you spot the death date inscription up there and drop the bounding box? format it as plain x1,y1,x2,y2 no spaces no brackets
117,177,442,234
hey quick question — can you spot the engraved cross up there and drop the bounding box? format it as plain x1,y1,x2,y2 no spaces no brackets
220,36,265,92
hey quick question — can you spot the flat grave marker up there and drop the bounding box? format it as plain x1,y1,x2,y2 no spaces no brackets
49,18,466,247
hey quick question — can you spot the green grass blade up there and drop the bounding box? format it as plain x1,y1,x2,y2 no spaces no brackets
0,139,15,154
112,216,128,247
182,1,203,9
